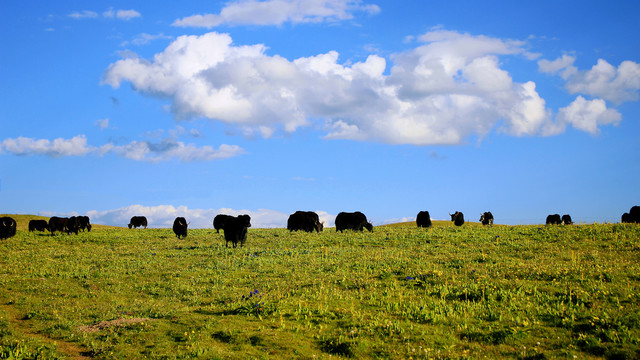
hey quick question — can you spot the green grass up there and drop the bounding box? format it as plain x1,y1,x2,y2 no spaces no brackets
1,215,639,359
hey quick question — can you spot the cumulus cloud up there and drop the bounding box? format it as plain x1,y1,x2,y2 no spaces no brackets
0,134,244,162
105,30,580,145
0,135,95,157
554,96,621,135
539,56,640,104
86,204,297,228
172,0,380,28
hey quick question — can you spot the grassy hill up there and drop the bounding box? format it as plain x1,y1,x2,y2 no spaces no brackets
1,221,639,359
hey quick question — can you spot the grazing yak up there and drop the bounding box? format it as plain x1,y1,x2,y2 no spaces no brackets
213,214,233,233
335,211,373,232
0,216,17,240
223,215,252,248
66,216,81,235
562,214,573,225
29,219,49,232
49,216,68,235
128,216,148,229
450,211,465,226
546,214,562,225
621,206,640,223
173,217,188,239
78,216,91,232
287,211,323,233
416,211,432,228
480,212,494,226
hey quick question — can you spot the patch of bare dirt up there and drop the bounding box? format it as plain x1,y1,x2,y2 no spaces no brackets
78,317,154,333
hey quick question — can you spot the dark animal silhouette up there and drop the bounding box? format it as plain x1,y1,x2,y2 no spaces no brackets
450,211,464,226
562,214,573,225
213,214,233,233
223,215,252,248
78,216,91,231
66,216,80,235
335,211,373,232
128,216,148,229
29,219,49,232
416,211,432,228
173,217,188,239
49,216,68,235
0,216,17,240
287,211,323,233
546,214,562,225
480,212,494,226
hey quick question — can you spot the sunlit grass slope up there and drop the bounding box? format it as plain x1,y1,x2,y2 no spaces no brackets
1,220,639,359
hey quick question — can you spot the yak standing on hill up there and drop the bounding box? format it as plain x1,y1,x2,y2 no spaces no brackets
450,211,464,226
546,214,562,225
128,216,148,229
480,212,494,226
335,212,373,232
78,216,91,231
49,217,68,235
622,206,640,223
0,217,17,240
213,214,233,233
562,214,573,225
416,211,432,228
223,215,252,248
29,219,49,232
173,217,188,239
287,211,323,233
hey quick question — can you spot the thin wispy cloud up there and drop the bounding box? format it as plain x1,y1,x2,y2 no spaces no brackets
172,0,380,28
0,135,244,162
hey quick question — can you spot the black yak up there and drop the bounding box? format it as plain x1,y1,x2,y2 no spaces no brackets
480,212,494,226
173,217,188,239
450,211,464,226
128,216,148,229
0,216,17,240
546,214,562,225
28,219,49,232
213,214,233,233
223,215,252,248
287,211,323,233
335,211,373,232
416,211,432,228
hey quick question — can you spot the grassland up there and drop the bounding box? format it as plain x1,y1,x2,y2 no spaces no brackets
1,215,639,359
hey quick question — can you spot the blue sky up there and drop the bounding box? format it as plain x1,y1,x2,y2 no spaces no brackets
1,0,639,228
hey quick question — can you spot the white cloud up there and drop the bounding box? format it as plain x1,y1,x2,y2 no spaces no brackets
69,10,98,19
566,59,640,104
95,118,110,130
172,0,380,28
115,9,141,20
110,140,244,162
555,96,621,134
0,135,94,157
86,205,296,229
104,30,631,145
540,56,640,104
0,134,244,162
123,33,173,47
73,8,141,20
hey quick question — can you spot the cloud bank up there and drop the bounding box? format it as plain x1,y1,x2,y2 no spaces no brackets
103,30,633,146
172,0,380,28
0,135,243,162
85,205,335,229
